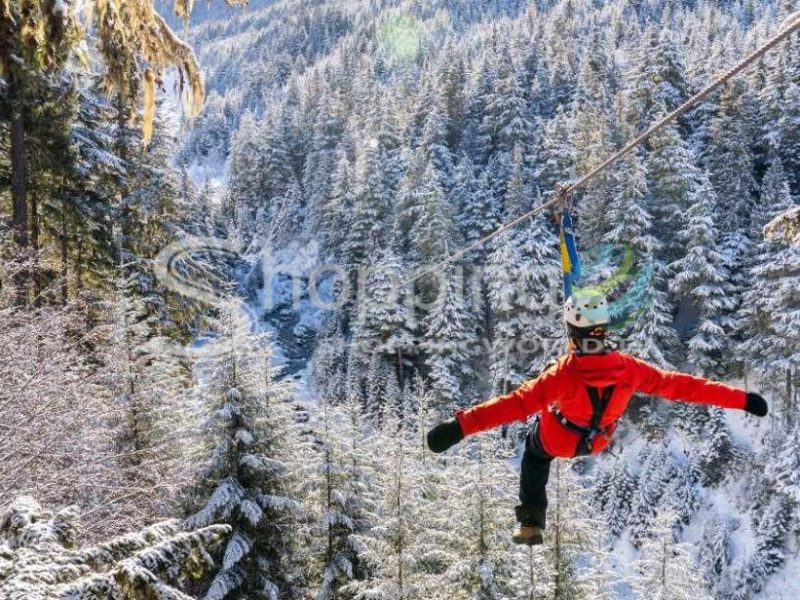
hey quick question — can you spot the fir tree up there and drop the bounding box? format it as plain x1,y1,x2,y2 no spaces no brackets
668,175,736,377
630,509,710,600
422,268,478,411
307,398,379,599
0,496,229,598
185,303,303,599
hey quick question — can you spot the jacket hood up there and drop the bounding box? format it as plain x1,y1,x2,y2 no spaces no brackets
567,350,627,387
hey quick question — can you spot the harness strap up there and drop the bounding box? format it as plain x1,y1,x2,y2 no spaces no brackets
549,385,615,456
587,385,614,432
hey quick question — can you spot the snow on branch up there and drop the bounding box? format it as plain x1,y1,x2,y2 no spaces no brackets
0,496,230,599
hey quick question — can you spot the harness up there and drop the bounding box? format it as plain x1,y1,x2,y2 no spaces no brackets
549,385,616,456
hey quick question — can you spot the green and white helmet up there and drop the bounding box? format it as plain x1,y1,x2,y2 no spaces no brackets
564,291,610,330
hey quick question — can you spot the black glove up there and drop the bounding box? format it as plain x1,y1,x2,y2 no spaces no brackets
744,392,768,417
427,419,464,453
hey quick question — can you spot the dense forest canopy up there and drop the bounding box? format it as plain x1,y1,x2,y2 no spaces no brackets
2,0,800,598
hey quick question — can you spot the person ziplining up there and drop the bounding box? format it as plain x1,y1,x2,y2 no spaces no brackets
426,291,769,546
419,9,800,549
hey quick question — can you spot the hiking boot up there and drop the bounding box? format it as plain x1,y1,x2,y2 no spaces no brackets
512,524,544,546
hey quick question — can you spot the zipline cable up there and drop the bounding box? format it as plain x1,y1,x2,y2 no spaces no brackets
396,11,800,291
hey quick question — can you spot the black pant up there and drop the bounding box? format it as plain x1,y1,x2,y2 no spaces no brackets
516,419,554,528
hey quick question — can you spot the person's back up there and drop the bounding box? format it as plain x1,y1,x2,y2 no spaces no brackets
427,291,768,545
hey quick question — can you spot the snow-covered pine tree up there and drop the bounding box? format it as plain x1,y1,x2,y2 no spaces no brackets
306,397,379,599
777,82,800,194
693,408,737,487
605,150,678,368
107,271,193,522
422,267,478,412
646,122,703,263
185,302,304,599
664,454,700,526
730,494,793,598
547,460,615,599
668,173,736,378
479,44,533,162
342,401,424,599
354,244,416,376
771,419,800,507
312,323,350,406
699,517,734,595
703,80,759,310
344,130,395,266
485,211,561,395
445,434,520,599
419,81,455,192
323,146,358,265
629,509,710,600
571,35,616,243
744,268,800,420
534,107,576,199
0,496,229,598
629,445,672,548
304,87,347,235
455,162,501,247
595,459,637,539
624,27,687,134
410,160,461,267
228,111,266,241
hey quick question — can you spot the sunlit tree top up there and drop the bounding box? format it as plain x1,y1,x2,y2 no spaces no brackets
0,0,247,145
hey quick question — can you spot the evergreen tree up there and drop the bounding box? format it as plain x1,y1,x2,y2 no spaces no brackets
731,494,793,598
605,151,678,367
228,111,266,240
694,408,735,486
547,460,615,599
597,459,637,538
185,303,303,599
355,246,416,363
534,107,576,198
410,161,460,265
646,123,702,262
668,175,736,377
324,147,357,265
625,27,687,133
419,82,455,191
629,446,671,548
704,81,758,273
699,518,733,594
343,411,423,599
454,160,501,246
630,509,710,600
422,268,478,411
307,398,379,599
447,435,520,599
0,496,230,598
480,45,533,159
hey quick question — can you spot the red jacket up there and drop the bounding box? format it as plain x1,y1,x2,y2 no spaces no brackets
455,350,746,458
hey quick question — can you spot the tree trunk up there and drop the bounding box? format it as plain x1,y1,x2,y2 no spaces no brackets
60,209,68,304
76,236,84,291
553,461,562,600
11,88,28,304
31,189,40,306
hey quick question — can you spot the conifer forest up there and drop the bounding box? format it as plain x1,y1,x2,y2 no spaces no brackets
2,0,800,598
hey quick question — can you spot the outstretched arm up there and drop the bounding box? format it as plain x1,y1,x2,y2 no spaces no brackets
627,355,766,414
427,360,568,453
455,365,564,436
